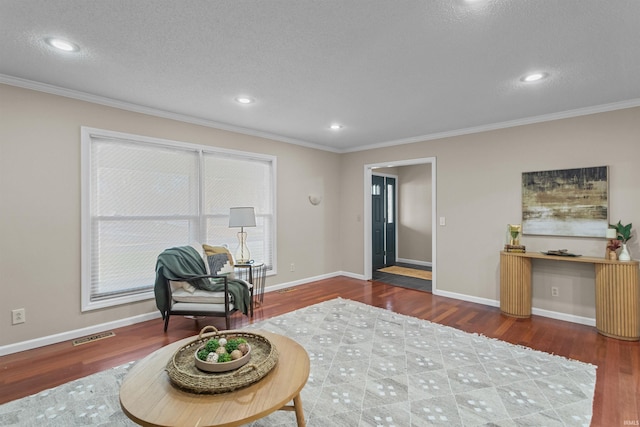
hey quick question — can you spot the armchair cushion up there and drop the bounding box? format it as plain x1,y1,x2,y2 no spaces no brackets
170,280,197,293
172,288,229,304
169,301,236,314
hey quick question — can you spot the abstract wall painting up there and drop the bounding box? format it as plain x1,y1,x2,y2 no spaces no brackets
522,166,608,237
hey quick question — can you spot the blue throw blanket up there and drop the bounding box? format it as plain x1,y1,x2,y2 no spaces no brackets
154,246,251,318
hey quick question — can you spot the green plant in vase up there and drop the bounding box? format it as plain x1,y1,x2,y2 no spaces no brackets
610,221,633,261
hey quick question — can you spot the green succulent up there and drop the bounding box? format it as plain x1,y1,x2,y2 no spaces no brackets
197,348,210,361
610,221,633,243
218,353,232,363
225,338,247,353
204,339,219,352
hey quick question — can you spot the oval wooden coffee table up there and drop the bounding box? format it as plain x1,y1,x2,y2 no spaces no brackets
120,331,310,426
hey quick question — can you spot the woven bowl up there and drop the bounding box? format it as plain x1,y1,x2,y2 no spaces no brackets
194,344,251,373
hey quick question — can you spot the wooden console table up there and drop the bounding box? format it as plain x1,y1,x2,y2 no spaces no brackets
500,251,640,341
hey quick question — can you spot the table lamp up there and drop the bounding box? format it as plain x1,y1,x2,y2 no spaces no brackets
229,207,256,264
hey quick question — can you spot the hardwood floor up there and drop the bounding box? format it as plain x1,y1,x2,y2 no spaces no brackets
1,276,638,426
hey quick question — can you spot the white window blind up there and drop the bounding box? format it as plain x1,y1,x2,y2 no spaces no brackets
202,153,274,265
81,128,276,311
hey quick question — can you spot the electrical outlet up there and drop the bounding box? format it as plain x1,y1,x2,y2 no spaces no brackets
12,308,25,325
290,263,295,272
551,287,559,297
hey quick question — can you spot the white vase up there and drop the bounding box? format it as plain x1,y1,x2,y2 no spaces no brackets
619,243,631,261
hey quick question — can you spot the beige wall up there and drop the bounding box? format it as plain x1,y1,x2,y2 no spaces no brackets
3,82,640,349
397,164,432,263
340,107,640,320
0,84,341,346
371,165,432,264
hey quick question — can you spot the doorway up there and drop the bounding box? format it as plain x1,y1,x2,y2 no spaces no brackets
372,174,396,270
363,157,437,290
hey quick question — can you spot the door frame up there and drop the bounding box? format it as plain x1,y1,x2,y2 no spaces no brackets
363,157,437,290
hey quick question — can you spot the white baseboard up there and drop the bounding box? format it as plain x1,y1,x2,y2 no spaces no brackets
531,307,596,327
337,270,368,280
433,289,500,308
261,271,362,293
433,289,596,327
1,272,596,356
0,312,162,357
396,258,432,268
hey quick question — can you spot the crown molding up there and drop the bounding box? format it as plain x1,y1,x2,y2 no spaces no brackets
0,74,341,153
3,74,640,155
343,98,640,153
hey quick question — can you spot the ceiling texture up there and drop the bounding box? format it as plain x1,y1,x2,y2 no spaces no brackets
2,1,640,153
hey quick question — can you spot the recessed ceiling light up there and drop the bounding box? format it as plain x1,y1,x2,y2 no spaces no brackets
521,72,549,83
235,96,255,104
45,37,79,52
329,123,343,130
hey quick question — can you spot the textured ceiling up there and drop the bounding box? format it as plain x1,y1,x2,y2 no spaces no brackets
2,1,640,152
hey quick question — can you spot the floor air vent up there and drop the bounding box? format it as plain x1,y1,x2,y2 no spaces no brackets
72,331,115,346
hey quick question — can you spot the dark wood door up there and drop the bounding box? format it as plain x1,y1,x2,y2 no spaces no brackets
372,175,397,270
372,175,385,270
385,177,396,266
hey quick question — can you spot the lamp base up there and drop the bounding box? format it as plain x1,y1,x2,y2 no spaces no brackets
235,230,251,264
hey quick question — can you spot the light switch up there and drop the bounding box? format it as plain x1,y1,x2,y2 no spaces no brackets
439,217,446,226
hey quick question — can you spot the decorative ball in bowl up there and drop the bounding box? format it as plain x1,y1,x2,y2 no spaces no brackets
194,336,251,373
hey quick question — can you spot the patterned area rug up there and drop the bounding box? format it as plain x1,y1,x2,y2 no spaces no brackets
0,298,596,426
378,266,432,281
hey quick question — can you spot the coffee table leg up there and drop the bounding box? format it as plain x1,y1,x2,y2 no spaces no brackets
293,393,305,427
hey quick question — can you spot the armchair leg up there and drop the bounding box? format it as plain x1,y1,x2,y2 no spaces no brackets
164,313,170,332
250,287,254,317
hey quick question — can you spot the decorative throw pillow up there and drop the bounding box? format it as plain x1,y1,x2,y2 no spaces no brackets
206,254,234,279
203,244,235,278
207,253,229,275
202,244,234,266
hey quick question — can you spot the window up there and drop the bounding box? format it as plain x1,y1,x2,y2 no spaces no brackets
81,127,276,311
387,183,394,224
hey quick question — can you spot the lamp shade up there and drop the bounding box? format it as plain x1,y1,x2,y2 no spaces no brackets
229,207,256,228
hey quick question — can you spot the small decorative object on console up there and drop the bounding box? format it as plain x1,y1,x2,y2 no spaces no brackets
606,227,619,259
504,244,526,253
507,224,522,246
610,220,633,261
607,237,621,260
504,224,525,252
541,249,581,257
